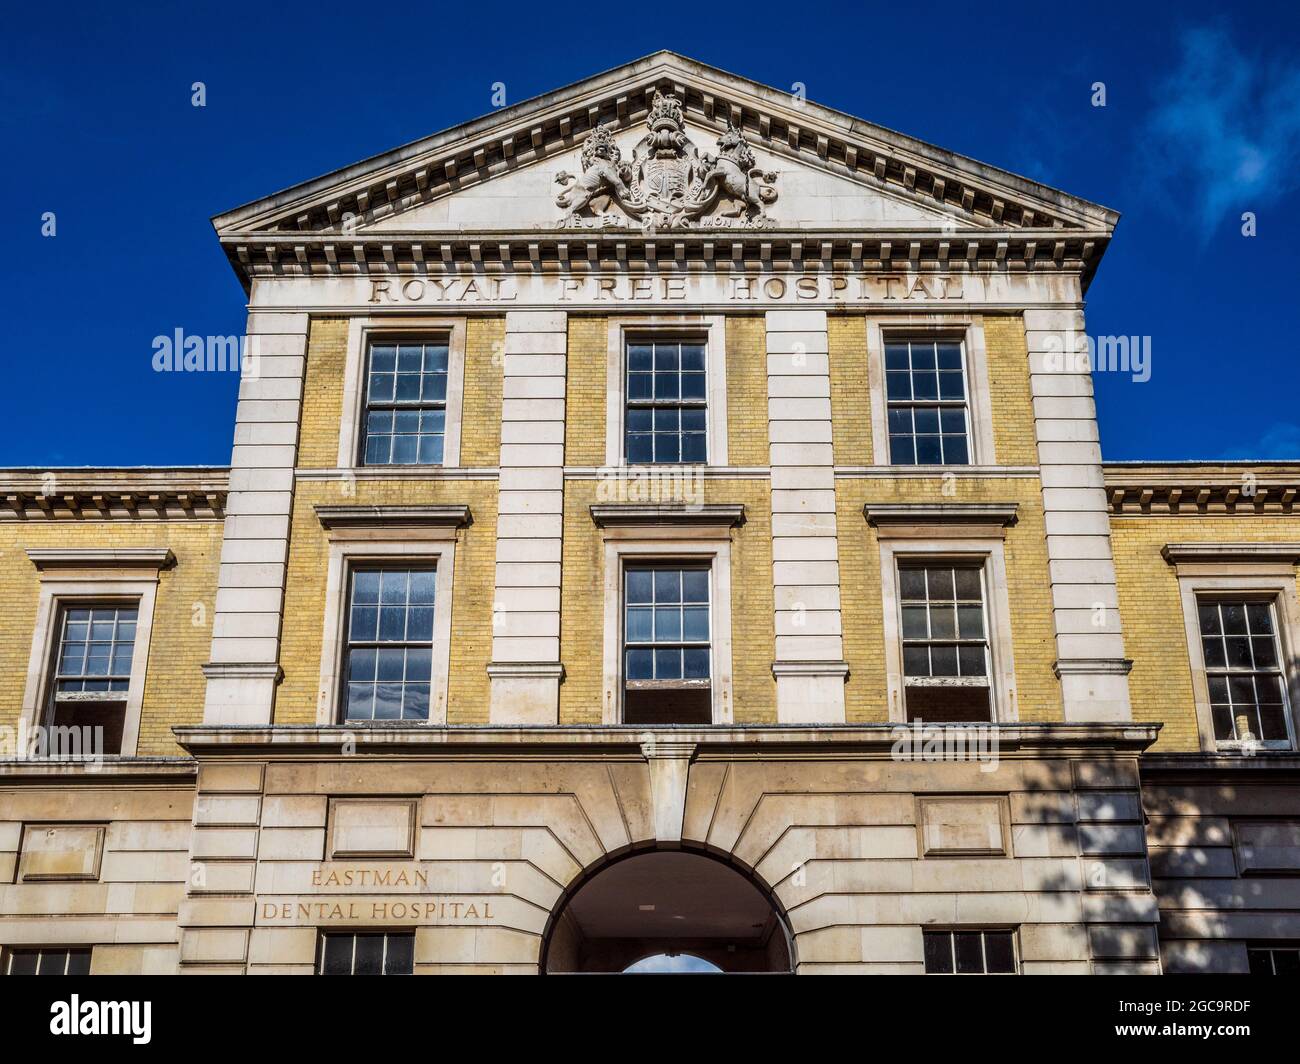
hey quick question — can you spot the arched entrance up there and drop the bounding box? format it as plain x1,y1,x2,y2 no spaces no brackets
541,849,794,973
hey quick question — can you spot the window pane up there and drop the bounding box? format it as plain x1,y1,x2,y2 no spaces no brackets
682,606,709,642
983,933,1016,973
914,436,942,464
654,607,682,642
7,951,38,975
626,569,654,604
681,570,709,603
901,606,929,639
899,568,927,600
650,648,679,680
903,646,930,677
1221,603,1247,634
626,649,654,680
927,568,954,600
320,935,353,975
64,950,91,976
958,645,987,676
384,934,414,975
923,932,953,974
888,435,915,464
1198,603,1221,635
626,607,653,642
930,645,959,676
683,648,710,679
352,934,384,975
953,932,984,974
654,569,682,603
1246,603,1273,633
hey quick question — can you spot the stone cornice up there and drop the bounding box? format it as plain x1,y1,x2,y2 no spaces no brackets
1104,462,1300,516
0,758,197,782
0,468,228,522
223,229,1108,289
27,547,175,572
172,722,1160,760
864,502,1019,538
1139,752,1300,783
314,504,473,530
1161,542,1300,566
590,502,745,528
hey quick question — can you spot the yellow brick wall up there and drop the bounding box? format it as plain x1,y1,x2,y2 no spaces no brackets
565,316,606,466
829,314,872,465
558,478,776,724
837,476,1060,723
1111,513,1300,751
726,315,769,466
0,520,223,755
460,318,505,467
983,315,1040,466
297,317,347,467
276,478,499,725
297,316,505,469
565,314,770,468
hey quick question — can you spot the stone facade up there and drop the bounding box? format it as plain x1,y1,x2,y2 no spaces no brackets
1,53,1298,975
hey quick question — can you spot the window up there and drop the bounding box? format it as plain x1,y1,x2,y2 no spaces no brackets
900,563,991,722
45,604,137,754
317,932,413,975
1248,945,1300,975
923,929,1017,974
623,564,711,725
1198,599,1292,746
625,339,707,464
885,339,970,466
361,339,448,465
342,567,436,722
5,948,91,975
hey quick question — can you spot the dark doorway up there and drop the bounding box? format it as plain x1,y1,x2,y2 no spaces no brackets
542,849,793,973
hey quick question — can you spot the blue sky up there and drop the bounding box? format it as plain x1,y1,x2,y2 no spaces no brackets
2,1,1297,466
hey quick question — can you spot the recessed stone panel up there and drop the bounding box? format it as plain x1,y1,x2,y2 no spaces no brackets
328,798,417,859
1234,821,1300,874
18,824,106,882
918,797,1008,857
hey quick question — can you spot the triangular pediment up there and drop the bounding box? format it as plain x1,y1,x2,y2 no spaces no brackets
359,117,970,235
213,51,1117,243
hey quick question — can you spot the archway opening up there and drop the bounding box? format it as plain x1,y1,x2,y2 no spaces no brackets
543,850,792,974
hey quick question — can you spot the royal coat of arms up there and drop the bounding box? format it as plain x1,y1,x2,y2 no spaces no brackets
555,92,778,229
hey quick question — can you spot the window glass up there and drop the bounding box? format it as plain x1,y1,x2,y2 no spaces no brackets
362,341,449,465
922,930,1016,974
885,340,971,466
317,933,414,975
624,563,711,724
344,568,436,722
900,563,991,722
1198,599,1292,746
625,340,707,464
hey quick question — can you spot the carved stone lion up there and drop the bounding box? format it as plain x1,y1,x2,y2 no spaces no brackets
554,126,638,218
690,124,779,220
554,96,778,229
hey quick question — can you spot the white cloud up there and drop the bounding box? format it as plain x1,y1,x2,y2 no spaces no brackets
1141,25,1300,236
1219,422,1300,461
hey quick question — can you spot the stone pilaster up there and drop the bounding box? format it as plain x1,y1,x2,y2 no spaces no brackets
202,312,307,725
488,311,568,724
1023,308,1132,722
765,309,848,723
